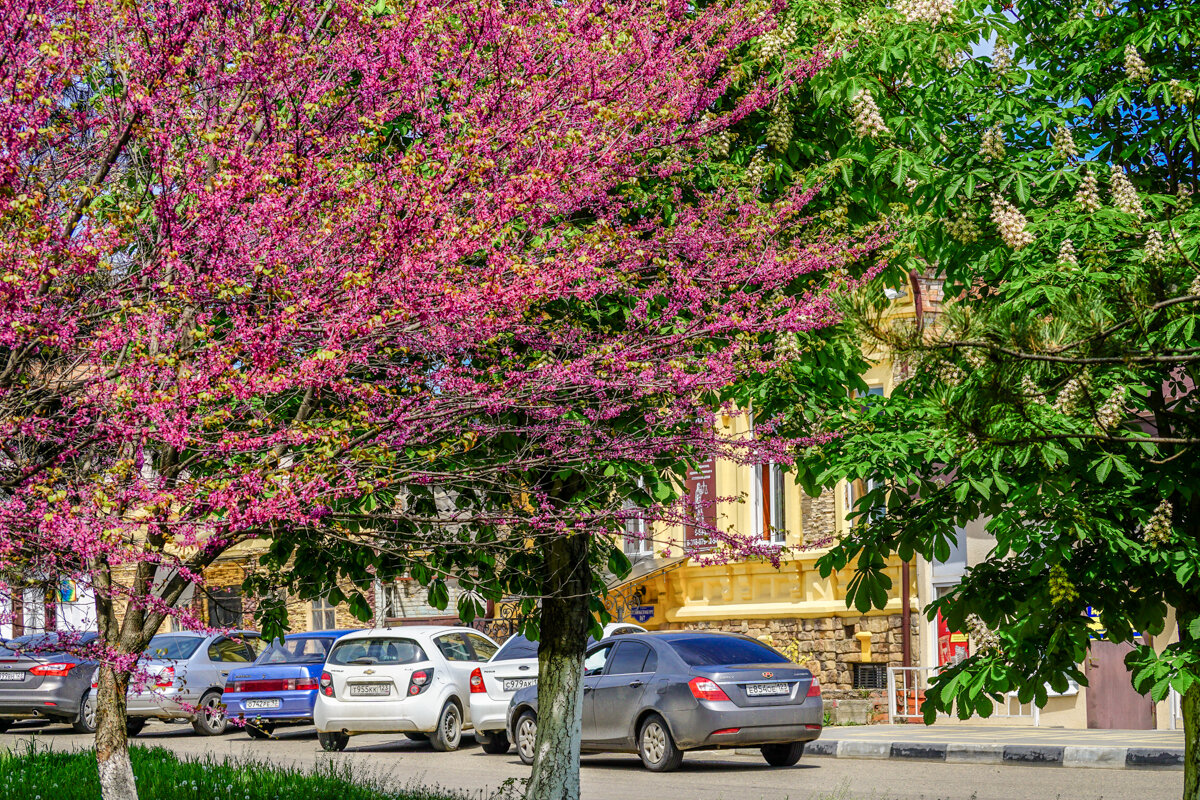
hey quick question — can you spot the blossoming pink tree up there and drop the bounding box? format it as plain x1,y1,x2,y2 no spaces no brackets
0,1,874,798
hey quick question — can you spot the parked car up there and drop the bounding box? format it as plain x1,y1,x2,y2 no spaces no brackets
221,630,357,738
124,630,263,736
313,626,500,752
0,631,100,734
468,622,644,754
506,631,822,771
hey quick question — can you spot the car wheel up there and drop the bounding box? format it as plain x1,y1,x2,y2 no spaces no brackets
190,691,227,736
72,690,97,734
760,742,805,767
429,700,463,752
477,730,510,755
637,714,683,772
318,731,349,752
514,711,538,766
403,732,429,742
125,718,147,737
246,720,276,740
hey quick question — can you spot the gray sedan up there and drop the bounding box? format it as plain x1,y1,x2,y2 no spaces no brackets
0,631,100,734
124,630,262,736
506,631,822,771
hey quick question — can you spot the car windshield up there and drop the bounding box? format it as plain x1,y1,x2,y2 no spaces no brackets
257,637,335,665
1,632,96,657
145,635,204,660
491,634,601,662
668,636,790,667
327,637,426,666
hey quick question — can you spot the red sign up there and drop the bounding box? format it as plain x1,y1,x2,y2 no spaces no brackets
937,610,970,666
684,457,717,553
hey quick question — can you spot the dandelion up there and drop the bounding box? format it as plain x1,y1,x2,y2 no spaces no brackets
1143,499,1173,548
1058,239,1078,270
979,124,1005,161
1053,124,1078,161
990,196,1035,249
1096,386,1126,430
850,90,890,138
1076,167,1101,213
1124,44,1150,83
1110,166,1146,218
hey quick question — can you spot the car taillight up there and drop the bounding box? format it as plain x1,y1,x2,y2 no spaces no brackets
30,662,76,678
688,677,730,702
319,671,334,698
469,668,486,694
223,682,236,694
408,668,433,696
154,667,175,689
806,677,821,698
296,678,318,691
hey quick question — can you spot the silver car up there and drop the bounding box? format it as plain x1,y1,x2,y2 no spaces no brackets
124,630,262,736
0,632,99,734
506,631,822,771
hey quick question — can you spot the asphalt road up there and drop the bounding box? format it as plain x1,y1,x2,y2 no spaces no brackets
0,720,1181,800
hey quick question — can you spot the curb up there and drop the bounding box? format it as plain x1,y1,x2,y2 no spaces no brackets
767,739,1185,770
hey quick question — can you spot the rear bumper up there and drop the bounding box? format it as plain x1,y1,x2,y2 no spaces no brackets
314,696,441,735
671,697,824,750
468,694,510,732
126,688,203,719
225,690,316,722
0,680,85,719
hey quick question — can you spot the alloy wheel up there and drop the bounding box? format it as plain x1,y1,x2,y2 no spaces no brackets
516,715,537,763
641,721,667,764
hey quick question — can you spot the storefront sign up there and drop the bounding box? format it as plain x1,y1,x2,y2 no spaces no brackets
936,610,970,666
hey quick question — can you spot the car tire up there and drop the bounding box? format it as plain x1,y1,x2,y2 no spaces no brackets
477,730,510,755
190,690,227,736
404,732,429,742
72,690,97,734
318,731,349,752
125,718,147,737
429,700,463,752
0,719,12,734
246,720,276,740
637,714,683,772
514,711,538,766
760,742,805,767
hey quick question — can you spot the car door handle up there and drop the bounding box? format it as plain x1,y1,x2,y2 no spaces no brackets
627,680,644,688
583,686,594,694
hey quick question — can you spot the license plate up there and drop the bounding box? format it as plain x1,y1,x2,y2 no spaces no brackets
244,698,281,709
503,678,537,692
349,683,391,696
0,671,22,682
745,683,790,697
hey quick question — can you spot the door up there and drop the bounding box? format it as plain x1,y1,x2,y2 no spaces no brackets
433,632,484,706
589,640,655,746
206,636,257,688
580,642,615,743
1085,640,1154,729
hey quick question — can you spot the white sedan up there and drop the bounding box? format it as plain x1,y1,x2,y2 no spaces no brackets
314,626,499,752
468,622,644,754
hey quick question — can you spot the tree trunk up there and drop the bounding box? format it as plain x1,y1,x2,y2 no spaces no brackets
1185,683,1199,800
95,663,138,800
525,533,591,800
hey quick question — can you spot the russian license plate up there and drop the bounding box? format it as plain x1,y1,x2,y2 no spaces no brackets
0,671,23,682
349,683,391,697
745,683,790,697
244,698,281,709
503,678,537,692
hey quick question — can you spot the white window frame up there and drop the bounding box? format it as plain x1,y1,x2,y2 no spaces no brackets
753,462,787,546
623,502,652,557
311,597,337,630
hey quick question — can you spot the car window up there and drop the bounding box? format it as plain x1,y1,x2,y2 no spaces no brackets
492,635,539,662
146,635,203,660
667,636,789,667
257,637,333,665
464,632,498,662
607,641,653,675
643,648,658,673
583,644,612,676
244,635,267,657
434,633,474,662
328,637,427,666
610,626,643,637
207,638,254,663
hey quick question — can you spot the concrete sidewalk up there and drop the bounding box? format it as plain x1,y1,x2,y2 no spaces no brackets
774,725,1186,770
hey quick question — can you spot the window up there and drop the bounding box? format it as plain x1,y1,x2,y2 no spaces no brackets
853,663,888,690
666,635,789,667
583,644,613,676
208,637,255,663
145,635,203,660
492,635,539,662
464,632,499,661
434,633,474,662
259,636,335,665
753,463,787,545
311,597,337,631
207,587,242,628
622,502,652,558
607,641,654,675
328,637,426,665
846,387,887,527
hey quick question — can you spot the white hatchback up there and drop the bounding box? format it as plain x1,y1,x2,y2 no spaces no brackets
468,622,645,754
313,626,499,752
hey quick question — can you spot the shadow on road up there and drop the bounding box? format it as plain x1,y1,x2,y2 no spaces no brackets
579,755,819,773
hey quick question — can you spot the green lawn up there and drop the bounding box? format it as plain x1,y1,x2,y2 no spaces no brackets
0,744,474,800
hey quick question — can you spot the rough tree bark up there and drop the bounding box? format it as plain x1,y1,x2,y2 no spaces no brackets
1185,683,1198,800
525,532,591,800
95,662,136,800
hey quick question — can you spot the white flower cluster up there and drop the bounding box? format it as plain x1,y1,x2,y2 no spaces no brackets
857,13,880,36
1076,167,1102,212
1191,274,1200,296
1110,166,1146,218
964,349,987,370
1124,44,1150,83
703,112,734,159
991,39,1012,74
1169,79,1196,106
936,360,966,387
966,614,1000,655
826,197,851,230
938,45,964,71
1053,374,1090,415
759,18,798,64
1144,229,1166,262
1143,499,1173,548
1095,386,1126,430
904,177,919,193
1057,238,1078,270
979,124,1005,161
991,196,1035,249
945,212,981,243
746,150,768,185
1020,374,1045,403
766,100,793,152
1180,183,1195,207
1053,125,1078,161
895,0,955,26
851,91,890,138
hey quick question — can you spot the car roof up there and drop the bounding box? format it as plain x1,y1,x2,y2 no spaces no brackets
332,626,483,641
150,629,259,639
286,630,358,639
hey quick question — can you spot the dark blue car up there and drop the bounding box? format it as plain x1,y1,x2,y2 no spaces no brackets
222,630,357,738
